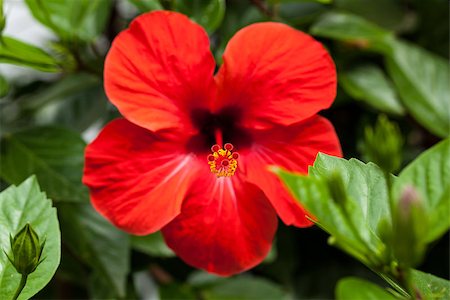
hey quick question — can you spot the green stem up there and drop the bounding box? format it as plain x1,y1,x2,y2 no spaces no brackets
12,274,27,300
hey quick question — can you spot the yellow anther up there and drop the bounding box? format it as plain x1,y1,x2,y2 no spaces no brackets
207,143,239,178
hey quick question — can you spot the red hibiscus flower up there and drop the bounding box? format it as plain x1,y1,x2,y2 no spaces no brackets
83,11,341,276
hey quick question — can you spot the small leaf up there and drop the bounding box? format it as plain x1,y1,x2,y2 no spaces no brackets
58,203,130,298
340,64,404,115
386,41,450,137
392,138,450,243
0,176,60,300
310,11,394,53
336,277,396,300
275,154,391,266
173,0,226,33
410,270,450,300
24,0,113,42
0,127,88,202
131,231,174,257
0,37,60,72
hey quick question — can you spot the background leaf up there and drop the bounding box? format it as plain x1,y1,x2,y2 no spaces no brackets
173,0,226,33
386,41,450,138
24,0,112,42
1,73,108,133
131,231,174,257
310,11,394,53
58,203,130,298
202,276,288,300
340,64,404,115
0,176,60,300
0,126,87,202
336,277,396,300
0,37,60,72
128,0,163,12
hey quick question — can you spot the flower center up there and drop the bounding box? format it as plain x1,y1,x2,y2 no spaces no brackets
207,143,239,178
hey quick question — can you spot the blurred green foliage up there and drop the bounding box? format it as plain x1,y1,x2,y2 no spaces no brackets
0,0,448,299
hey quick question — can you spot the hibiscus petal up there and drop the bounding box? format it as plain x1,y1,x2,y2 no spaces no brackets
240,116,342,227
104,11,216,132
83,119,198,235
162,171,278,276
215,22,336,129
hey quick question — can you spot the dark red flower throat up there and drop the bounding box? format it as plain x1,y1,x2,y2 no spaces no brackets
188,107,252,154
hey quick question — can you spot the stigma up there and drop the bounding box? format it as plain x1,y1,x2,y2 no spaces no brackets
207,143,239,178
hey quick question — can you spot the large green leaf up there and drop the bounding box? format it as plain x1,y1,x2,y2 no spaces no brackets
58,203,130,298
0,176,60,300
386,41,450,137
276,154,391,265
173,0,226,33
131,231,174,257
202,276,288,300
340,64,404,115
336,277,396,300
310,11,394,53
0,37,61,72
24,0,112,42
411,270,450,300
392,138,450,243
0,127,87,202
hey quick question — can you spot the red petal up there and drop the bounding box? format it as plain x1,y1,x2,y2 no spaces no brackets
104,11,216,132
83,119,199,235
215,22,336,129
162,171,278,276
240,116,342,227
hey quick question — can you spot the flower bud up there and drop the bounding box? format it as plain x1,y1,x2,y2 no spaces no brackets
391,185,427,268
6,223,45,275
361,115,403,173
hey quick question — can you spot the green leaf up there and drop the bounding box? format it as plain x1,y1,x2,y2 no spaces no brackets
24,0,112,42
58,203,130,298
131,231,174,257
173,0,226,33
269,0,332,3
0,37,60,72
340,64,404,115
0,176,60,300
0,0,5,34
392,138,450,243
336,277,396,300
12,73,108,132
411,270,450,300
275,154,391,265
334,0,408,31
128,0,163,12
0,127,88,202
202,276,288,300
0,74,9,98
310,11,394,53
386,41,450,137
